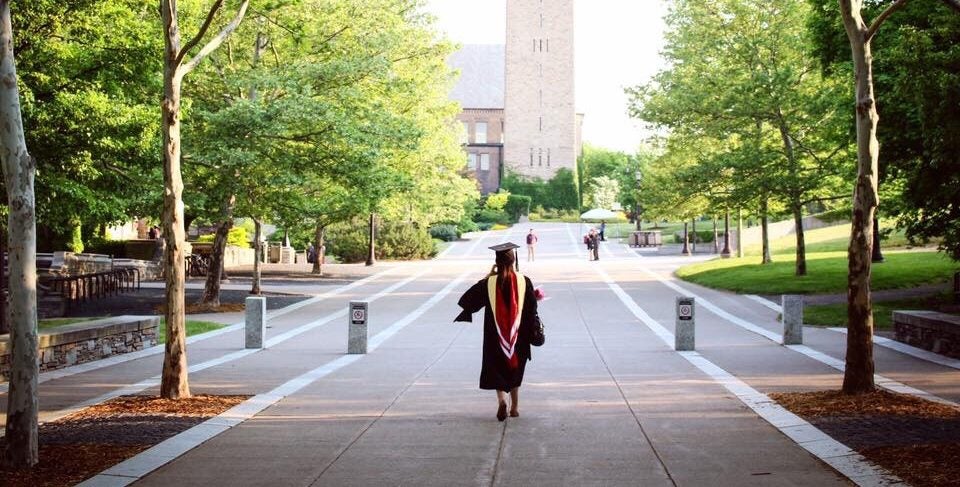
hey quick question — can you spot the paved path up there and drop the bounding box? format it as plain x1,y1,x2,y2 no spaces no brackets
5,222,960,486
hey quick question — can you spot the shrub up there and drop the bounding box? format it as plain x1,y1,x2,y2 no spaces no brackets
458,216,479,234
84,237,126,257
328,219,436,262
500,169,579,211
504,195,532,221
429,224,460,242
197,227,251,248
477,222,494,231
475,208,511,225
485,192,510,211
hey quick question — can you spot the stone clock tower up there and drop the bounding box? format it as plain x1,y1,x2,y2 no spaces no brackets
504,0,579,180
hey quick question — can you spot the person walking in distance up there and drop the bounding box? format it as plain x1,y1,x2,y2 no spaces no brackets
584,229,594,261
455,243,542,421
590,228,600,261
599,221,607,241
525,229,538,262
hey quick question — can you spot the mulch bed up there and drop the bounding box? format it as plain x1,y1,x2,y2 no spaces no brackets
0,394,248,487
770,389,960,487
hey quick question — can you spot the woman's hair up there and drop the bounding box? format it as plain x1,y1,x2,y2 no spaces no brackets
489,250,516,277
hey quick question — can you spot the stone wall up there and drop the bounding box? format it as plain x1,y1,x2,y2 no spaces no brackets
0,316,159,381
893,310,960,359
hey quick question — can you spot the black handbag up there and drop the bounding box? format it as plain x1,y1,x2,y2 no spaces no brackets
530,316,545,347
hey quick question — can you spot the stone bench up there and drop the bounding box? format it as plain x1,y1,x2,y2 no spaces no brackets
0,315,159,381
893,310,960,359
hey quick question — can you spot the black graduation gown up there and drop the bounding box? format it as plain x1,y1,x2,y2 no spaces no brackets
455,274,539,392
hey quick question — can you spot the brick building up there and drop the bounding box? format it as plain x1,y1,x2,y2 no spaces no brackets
448,0,582,194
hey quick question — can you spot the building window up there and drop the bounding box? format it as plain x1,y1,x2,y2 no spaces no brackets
500,120,505,143
539,116,542,132
546,39,549,52
475,122,487,144
480,153,490,171
547,148,551,167
533,39,536,52
467,153,477,170
529,148,534,166
539,39,543,52
538,148,543,166
461,122,469,145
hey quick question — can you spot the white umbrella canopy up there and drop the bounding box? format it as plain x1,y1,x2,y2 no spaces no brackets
580,208,618,220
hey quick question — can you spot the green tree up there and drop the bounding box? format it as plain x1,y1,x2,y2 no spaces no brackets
629,0,852,274
1,0,38,468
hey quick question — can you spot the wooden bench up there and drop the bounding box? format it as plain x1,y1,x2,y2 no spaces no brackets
893,310,960,359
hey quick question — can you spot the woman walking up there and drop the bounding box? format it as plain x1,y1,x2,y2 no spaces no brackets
455,242,541,421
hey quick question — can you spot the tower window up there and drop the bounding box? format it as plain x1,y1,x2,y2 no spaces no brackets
539,39,543,52
547,149,551,167
538,148,543,166
529,148,534,166
475,122,487,144
539,116,542,132
533,39,536,52
546,39,549,52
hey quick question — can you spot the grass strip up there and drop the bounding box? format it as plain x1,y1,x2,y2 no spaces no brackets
676,251,958,295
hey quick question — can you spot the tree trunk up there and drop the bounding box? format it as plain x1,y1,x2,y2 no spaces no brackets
721,210,732,258
251,218,262,295
312,223,325,276
200,194,235,307
793,203,807,276
712,216,719,253
840,0,878,394
737,208,744,258
691,218,697,253
0,0,39,466
871,216,884,262
0,227,7,335
761,199,772,264
365,213,376,266
160,1,190,400
681,222,691,256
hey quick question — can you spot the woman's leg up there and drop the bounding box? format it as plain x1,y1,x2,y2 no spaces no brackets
496,390,508,421
509,387,519,416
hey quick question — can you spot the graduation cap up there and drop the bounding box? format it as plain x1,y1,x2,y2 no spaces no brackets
488,242,521,271
488,242,520,253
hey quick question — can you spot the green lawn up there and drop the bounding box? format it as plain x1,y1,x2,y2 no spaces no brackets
741,221,916,257
805,294,958,331
37,317,225,343
38,317,94,330
158,319,226,344
676,250,959,295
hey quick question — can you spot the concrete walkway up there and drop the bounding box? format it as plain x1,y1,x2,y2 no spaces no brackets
4,222,959,486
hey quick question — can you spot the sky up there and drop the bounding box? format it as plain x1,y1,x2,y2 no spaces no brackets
424,0,669,153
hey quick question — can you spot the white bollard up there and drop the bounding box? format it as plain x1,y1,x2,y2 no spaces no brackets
675,296,695,351
245,296,267,349
782,295,803,345
348,301,368,354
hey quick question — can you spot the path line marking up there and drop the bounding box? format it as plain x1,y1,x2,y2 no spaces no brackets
17,268,430,432
828,327,960,371
745,294,782,312
636,265,959,408
79,270,473,487
0,267,398,396
594,267,900,487
747,294,960,373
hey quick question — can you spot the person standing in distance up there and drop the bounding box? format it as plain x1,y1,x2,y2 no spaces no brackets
525,229,538,262
455,243,541,421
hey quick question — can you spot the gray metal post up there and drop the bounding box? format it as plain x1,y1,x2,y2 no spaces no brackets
782,295,803,345
675,296,695,351
348,301,368,354
245,296,267,349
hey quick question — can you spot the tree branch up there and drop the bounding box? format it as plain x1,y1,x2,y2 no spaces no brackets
176,0,224,66
866,0,911,42
180,0,250,76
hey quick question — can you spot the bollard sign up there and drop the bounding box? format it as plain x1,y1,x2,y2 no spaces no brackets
351,303,367,325
677,299,694,321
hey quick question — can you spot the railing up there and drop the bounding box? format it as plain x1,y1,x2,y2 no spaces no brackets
46,268,141,310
